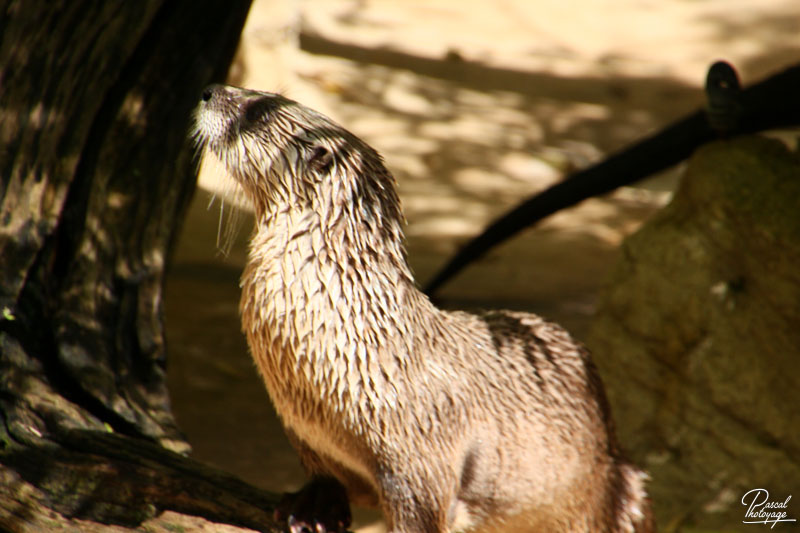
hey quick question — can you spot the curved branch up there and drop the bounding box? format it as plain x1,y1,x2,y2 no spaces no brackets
424,62,800,296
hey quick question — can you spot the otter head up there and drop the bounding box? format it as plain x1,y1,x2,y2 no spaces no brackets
192,84,398,218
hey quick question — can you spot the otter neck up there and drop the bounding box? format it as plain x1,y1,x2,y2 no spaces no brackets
239,174,431,404
242,168,416,293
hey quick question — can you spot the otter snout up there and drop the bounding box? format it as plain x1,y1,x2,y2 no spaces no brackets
199,84,287,123
192,84,240,150
191,84,356,209
194,85,305,154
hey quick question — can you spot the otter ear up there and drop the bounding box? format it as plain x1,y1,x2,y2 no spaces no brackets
308,145,333,173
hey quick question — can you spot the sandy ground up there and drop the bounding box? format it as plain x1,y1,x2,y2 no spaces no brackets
165,1,800,530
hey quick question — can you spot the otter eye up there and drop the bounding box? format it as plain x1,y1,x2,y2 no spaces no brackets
308,145,333,173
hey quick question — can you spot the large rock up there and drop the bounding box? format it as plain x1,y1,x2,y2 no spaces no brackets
588,136,800,531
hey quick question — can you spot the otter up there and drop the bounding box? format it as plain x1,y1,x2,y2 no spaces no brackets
192,84,654,533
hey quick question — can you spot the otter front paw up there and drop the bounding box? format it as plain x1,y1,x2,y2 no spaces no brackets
274,477,352,533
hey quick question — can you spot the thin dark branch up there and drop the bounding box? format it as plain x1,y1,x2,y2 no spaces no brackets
424,62,800,296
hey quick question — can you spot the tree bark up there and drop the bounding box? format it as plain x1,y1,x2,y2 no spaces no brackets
0,1,282,530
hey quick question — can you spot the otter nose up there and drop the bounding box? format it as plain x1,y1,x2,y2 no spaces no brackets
201,84,223,102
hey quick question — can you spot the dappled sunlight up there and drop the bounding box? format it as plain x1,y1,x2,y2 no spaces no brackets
172,2,800,531
294,56,679,263
302,0,800,82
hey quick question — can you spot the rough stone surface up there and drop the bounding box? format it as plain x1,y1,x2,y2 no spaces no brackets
588,136,800,531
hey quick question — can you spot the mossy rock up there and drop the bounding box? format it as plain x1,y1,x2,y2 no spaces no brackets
588,136,800,532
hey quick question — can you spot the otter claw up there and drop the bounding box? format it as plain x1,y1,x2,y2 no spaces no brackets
287,515,321,533
284,514,345,533
275,477,351,533
285,515,346,533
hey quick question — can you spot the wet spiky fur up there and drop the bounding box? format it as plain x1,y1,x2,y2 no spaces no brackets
192,84,654,533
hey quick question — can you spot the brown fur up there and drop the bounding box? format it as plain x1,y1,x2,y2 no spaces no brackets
192,84,654,533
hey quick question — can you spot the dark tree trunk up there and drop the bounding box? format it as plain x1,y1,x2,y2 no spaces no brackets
0,1,282,530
